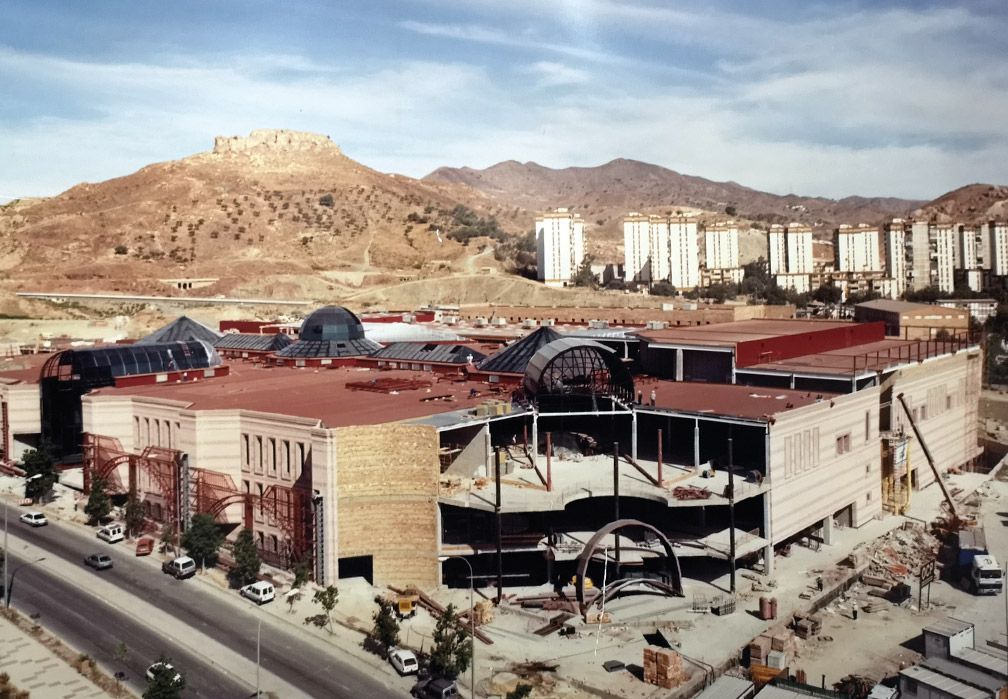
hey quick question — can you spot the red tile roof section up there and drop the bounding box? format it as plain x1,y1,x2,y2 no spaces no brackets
647,380,836,420
90,365,499,428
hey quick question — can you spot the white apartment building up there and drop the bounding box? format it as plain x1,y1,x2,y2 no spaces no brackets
623,213,650,283
775,273,812,294
706,222,740,267
669,215,700,289
991,222,1008,276
786,224,814,274
885,220,907,299
935,224,956,293
768,225,787,275
648,216,671,283
910,221,932,291
836,224,881,273
536,208,585,287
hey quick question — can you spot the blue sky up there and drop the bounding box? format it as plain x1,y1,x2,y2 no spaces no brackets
3,1,1008,201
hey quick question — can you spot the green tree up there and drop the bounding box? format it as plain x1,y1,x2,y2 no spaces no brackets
372,596,400,654
114,245,128,255
124,492,146,538
160,520,179,555
571,255,597,289
22,444,57,503
180,513,223,568
142,654,185,699
292,561,311,588
935,327,952,341
429,603,472,680
319,193,334,208
725,205,737,216
650,280,676,297
228,529,261,588
84,471,112,525
507,685,533,699
303,584,340,633
812,284,843,305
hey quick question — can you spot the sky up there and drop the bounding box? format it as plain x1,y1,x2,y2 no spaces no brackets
3,1,1008,202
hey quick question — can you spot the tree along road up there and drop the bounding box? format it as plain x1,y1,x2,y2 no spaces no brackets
5,503,406,699
6,548,247,698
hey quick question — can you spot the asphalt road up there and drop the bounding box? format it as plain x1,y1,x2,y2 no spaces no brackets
4,504,405,699
6,548,248,698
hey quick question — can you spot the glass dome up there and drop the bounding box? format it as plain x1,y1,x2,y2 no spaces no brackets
298,306,366,341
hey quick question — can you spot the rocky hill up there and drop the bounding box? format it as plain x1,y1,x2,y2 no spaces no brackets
911,184,1008,223
0,130,523,298
425,158,924,235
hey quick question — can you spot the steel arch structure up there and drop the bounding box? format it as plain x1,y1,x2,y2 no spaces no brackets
574,518,684,618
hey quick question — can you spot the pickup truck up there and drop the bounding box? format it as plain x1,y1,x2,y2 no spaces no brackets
411,677,458,699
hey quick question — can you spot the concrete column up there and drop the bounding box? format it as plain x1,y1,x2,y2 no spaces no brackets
675,349,684,382
822,515,834,546
531,412,538,469
790,374,795,389
631,410,638,463
693,418,700,470
763,491,774,576
484,425,492,479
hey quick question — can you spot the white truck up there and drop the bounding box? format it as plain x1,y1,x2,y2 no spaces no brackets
957,528,1004,595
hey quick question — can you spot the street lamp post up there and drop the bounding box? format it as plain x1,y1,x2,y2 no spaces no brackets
6,556,45,608
439,555,475,698
4,473,43,606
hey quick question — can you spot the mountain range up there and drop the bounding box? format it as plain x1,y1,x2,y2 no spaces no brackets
1,130,1006,305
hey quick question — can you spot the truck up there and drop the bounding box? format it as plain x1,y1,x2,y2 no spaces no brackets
411,677,458,699
956,528,1004,595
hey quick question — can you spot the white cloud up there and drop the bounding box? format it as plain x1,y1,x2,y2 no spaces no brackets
527,61,590,86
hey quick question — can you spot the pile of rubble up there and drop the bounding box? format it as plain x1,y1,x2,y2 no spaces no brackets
855,522,940,582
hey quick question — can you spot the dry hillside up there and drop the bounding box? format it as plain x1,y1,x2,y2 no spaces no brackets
911,184,1008,223
0,130,526,299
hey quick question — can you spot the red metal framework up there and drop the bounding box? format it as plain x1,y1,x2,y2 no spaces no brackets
82,433,314,570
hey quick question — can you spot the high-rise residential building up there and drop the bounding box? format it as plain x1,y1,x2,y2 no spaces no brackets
669,215,700,289
786,223,814,274
935,223,955,293
884,219,907,299
623,213,650,283
535,208,585,287
836,224,881,273
706,222,739,270
992,222,1008,276
909,220,932,291
768,224,787,275
648,215,671,283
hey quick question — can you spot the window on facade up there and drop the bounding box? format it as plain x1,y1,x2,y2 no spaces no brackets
866,464,871,477
866,491,872,503
268,437,277,475
283,441,291,478
920,405,927,420
134,417,140,445
256,436,263,473
144,418,151,447
836,433,851,455
865,411,871,442
241,434,250,470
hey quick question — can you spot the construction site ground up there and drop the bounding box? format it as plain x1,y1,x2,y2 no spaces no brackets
4,464,1007,699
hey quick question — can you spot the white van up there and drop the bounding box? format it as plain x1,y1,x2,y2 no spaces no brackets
97,523,124,544
240,580,275,605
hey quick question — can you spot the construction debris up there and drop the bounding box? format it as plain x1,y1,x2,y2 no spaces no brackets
856,522,940,586
672,486,711,500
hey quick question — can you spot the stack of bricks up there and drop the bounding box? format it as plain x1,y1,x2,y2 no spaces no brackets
749,634,772,666
643,646,689,689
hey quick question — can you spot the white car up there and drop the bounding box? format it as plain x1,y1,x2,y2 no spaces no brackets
240,580,275,605
19,511,47,527
389,648,419,675
146,662,182,685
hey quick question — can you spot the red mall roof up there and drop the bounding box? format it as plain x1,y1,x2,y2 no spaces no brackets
90,365,500,428
637,318,855,347
647,380,836,421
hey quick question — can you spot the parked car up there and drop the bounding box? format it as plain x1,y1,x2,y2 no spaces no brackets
85,553,113,570
135,537,154,556
161,556,196,580
146,662,182,685
97,523,124,544
240,580,276,605
388,648,419,676
411,677,458,699
19,511,47,527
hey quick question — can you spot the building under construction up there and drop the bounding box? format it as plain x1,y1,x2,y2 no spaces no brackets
0,307,983,597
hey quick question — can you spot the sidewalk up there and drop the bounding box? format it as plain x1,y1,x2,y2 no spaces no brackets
0,613,111,698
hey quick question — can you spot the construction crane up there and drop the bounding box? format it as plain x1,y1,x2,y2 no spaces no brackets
896,393,961,524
